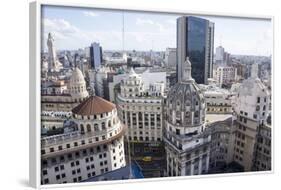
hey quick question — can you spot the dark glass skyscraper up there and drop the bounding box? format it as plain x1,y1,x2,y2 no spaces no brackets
90,42,102,70
177,16,214,84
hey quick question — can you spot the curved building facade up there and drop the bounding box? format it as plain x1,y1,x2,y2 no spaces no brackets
41,95,126,184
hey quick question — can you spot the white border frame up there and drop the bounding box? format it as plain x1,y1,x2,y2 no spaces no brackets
29,0,274,189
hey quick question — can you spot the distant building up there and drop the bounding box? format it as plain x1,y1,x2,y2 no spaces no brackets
165,48,177,68
90,42,102,70
215,46,225,65
214,66,237,88
177,16,214,84
199,84,233,114
41,67,89,112
88,67,109,98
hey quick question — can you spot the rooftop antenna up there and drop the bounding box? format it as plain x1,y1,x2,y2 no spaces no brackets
122,11,125,54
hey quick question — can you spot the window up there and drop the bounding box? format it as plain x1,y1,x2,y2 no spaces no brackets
61,173,66,178
87,124,91,132
94,124,99,131
51,158,56,164
58,146,62,150
71,162,75,167
44,178,49,184
80,124,85,134
257,97,260,103
50,147,54,152
74,142,78,147
75,152,80,157
77,168,81,173
256,106,260,111
42,170,47,175
76,161,80,165
56,175,60,180
66,144,70,148
102,122,106,130
60,165,64,170
68,154,72,159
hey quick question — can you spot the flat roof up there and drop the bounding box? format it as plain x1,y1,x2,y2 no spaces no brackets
206,114,233,124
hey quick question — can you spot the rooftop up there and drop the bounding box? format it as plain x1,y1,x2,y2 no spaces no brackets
72,96,116,116
206,114,233,124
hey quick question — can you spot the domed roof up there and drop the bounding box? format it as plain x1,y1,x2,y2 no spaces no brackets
72,96,116,116
70,67,85,83
166,57,206,127
167,82,205,111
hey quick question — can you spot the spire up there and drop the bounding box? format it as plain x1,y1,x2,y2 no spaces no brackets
182,57,193,82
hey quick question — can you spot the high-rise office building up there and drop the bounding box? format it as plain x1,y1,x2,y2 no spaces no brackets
215,46,225,64
90,42,102,70
177,16,214,84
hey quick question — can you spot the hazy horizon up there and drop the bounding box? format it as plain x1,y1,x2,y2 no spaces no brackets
42,5,272,56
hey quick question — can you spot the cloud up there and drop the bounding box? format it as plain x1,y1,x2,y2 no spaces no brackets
83,11,99,17
136,18,167,32
42,18,125,51
166,19,176,25
136,18,154,25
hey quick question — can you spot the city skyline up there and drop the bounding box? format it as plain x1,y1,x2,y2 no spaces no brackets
42,5,272,56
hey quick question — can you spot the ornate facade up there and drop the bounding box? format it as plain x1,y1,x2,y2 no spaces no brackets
164,58,211,176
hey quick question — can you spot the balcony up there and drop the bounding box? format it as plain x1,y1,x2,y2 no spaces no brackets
41,124,127,159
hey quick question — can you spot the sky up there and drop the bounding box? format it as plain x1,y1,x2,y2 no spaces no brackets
41,5,272,56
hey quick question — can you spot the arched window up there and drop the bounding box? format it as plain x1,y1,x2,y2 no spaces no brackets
102,122,106,130
94,124,99,132
80,124,85,134
256,106,260,111
87,124,91,132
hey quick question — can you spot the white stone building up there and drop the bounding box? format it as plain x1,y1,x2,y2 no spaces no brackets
214,66,237,88
116,68,164,142
41,67,89,112
232,64,271,171
199,84,233,114
41,95,126,184
164,58,211,176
